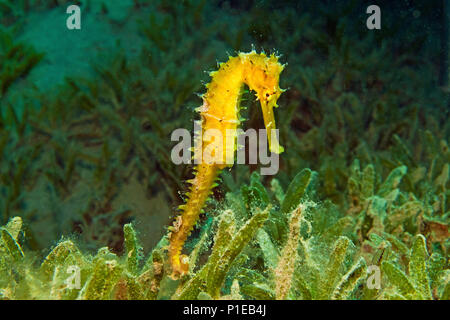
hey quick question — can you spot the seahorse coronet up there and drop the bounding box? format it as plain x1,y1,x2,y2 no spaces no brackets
168,50,285,278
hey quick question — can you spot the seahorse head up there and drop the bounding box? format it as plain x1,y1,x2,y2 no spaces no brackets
240,51,286,154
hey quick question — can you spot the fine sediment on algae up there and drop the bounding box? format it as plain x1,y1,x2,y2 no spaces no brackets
0,0,448,300
0,166,448,300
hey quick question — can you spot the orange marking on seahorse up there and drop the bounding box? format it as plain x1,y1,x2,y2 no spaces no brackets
168,51,286,278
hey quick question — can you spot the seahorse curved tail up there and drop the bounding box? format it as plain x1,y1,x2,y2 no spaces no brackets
168,163,220,277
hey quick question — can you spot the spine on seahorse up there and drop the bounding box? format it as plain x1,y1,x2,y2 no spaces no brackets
168,51,286,278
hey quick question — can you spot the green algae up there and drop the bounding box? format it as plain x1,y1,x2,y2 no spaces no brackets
0,0,448,300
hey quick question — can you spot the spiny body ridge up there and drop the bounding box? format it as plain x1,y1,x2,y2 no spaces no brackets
168,51,285,278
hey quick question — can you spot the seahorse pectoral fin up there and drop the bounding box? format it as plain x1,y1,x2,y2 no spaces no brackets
260,99,284,154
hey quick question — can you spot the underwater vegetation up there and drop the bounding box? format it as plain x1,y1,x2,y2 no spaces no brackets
0,25,43,99
0,167,448,299
0,0,448,299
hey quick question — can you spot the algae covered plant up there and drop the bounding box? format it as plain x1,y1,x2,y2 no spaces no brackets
0,0,448,301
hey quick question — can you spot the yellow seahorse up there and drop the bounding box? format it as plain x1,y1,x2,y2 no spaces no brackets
168,51,285,278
